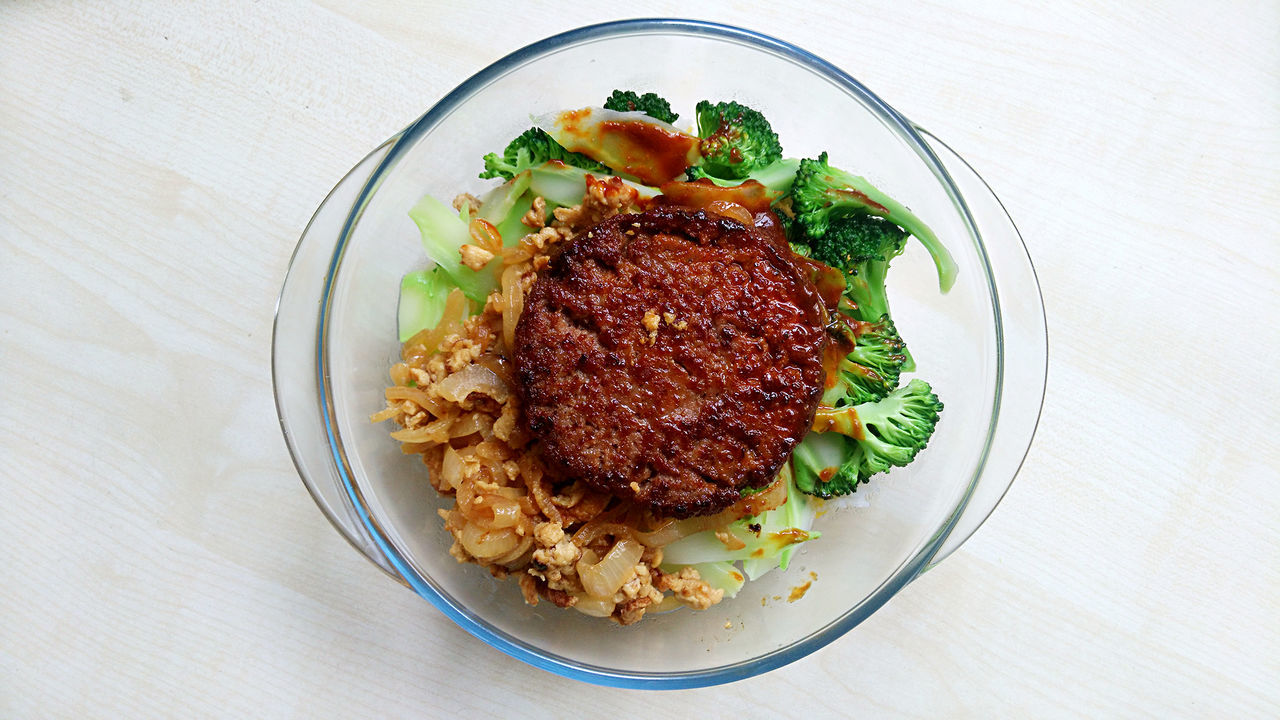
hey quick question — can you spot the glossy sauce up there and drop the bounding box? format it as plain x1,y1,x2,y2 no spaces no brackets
655,178,778,214
833,186,888,215
656,194,853,398
811,406,865,440
553,108,700,186
600,121,700,185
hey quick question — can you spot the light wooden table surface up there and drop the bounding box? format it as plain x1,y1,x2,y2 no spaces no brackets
3,1,1277,717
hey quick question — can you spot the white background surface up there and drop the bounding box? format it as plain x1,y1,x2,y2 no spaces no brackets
2,1,1277,717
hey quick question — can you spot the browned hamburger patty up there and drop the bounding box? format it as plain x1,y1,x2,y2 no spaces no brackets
513,207,828,518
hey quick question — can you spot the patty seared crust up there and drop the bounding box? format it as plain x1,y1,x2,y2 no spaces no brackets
514,206,828,518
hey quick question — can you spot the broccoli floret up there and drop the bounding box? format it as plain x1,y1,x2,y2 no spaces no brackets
847,316,907,389
800,212,908,323
693,100,782,180
821,314,907,407
782,157,937,369
683,164,713,182
803,316,916,497
798,379,942,497
602,90,679,124
820,359,892,406
685,157,801,194
479,127,610,180
788,152,957,292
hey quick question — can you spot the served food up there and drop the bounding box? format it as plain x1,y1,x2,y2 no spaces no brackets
373,91,956,624
517,206,828,518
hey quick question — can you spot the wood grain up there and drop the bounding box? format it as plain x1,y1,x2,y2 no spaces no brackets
2,1,1277,717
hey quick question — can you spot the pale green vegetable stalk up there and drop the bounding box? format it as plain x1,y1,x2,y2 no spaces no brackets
397,269,451,342
407,194,494,303
661,465,821,584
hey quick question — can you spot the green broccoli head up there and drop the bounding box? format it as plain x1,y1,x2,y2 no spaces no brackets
821,359,894,407
817,378,943,480
800,213,907,323
479,127,611,180
847,315,906,390
803,211,906,272
784,156,928,368
796,379,943,497
821,314,908,407
683,164,712,182
693,100,783,180
602,90,679,124
787,152,957,293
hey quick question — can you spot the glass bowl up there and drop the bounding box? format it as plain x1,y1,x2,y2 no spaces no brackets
272,19,1047,689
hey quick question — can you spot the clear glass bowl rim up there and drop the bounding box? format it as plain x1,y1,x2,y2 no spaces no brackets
277,17,1048,689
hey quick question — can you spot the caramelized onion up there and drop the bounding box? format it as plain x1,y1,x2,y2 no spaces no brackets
389,417,453,443
501,265,524,353
655,178,778,214
577,537,644,598
441,446,463,490
572,595,616,618
459,523,520,561
447,411,493,439
571,521,634,548
469,217,502,254
384,385,449,417
436,363,509,403
475,353,515,386
706,200,755,226
402,288,467,360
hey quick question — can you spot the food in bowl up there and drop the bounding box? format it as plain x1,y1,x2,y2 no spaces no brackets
372,91,956,624
517,206,829,518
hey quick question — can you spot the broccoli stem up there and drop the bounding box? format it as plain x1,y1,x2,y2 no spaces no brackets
407,193,495,303
846,179,958,293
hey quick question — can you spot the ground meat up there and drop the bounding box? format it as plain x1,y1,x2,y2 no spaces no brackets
513,206,828,518
654,566,724,610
